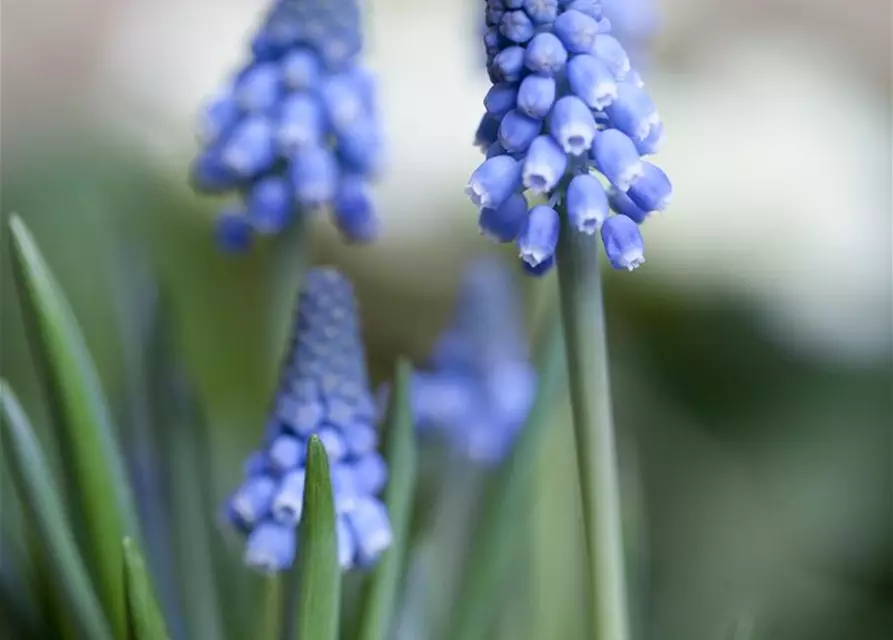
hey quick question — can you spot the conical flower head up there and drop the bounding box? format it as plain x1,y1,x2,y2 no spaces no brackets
225,267,392,573
470,0,672,273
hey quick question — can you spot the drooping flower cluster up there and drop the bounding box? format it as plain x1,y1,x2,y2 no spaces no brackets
468,0,672,274
410,258,537,464
225,268,392,573
191,0,383,252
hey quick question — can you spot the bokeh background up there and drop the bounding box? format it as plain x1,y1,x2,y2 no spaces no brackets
2,1,891,639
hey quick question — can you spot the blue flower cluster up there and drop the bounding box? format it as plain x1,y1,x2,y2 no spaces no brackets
191,0,384,252
225,268,392,573
410,258,537,464
468,0,672,273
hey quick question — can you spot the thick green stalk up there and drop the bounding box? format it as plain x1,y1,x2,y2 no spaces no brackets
556,213,629,640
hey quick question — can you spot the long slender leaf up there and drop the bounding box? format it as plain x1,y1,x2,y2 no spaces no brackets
357,358,418,640
281,435,340,640
449,308,565,640
122,538,170,640
8,215,136,638
0,381,113,640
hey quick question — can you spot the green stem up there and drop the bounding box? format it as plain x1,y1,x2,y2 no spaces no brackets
555,213,629,640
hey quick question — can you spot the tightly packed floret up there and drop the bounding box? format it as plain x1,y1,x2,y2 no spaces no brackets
468,0,672,273
191,0,384,251
225,268,392,573
409,258,537,464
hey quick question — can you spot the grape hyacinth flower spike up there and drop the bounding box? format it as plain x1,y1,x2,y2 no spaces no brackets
470,0,672,273
408,258,537,464
191,0,384,251
225,268,392,573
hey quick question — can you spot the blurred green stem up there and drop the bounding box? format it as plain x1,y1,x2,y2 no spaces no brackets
556,213,629,640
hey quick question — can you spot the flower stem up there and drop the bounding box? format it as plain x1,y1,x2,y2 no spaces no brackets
556,212,629,640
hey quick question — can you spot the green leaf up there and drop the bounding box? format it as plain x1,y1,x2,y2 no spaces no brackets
449,309,566,640
8,215,138,639
281,435,340,640
357,358,418,640
0,381,113,640
122,538,169,640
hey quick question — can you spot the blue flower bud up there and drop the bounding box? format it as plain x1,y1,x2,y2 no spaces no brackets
548,95,596,155
492,46,527,82
271,470,305,525
484,82,519,116
337,119,384,176
567,54,617,109
333,175,379,243
467,155,523,209
336,517,357,568
277,92,326,153
518,204,560,267
608,186,650,223
275,392,324,435
317,425,348,462
524,32,568,75
197,93,239,145
522,135,568,193
592,34,631,79
604,82,659,141
634,121,663,155
478,192,529,242
215,205,254,253
268,434,304,473
352,453,387,495
498,109,542,153
601,214,645,270
591,129,644,192
248,176,295,234
486,7,505,28
474,112,503,149
322,73,366,133
331,463,359,514
564,0,604,20
346,497,393,567
230,475,277,529
235,63,282,113
566,173,609,233
245,521,295,574
524,0,559,24
553,9,600,54
281,48,321,90
517,74,556,119
191,150,238,193
501,10,536,43
628,162,672,212
290,145,339,207
243,451,269,477
220,116,277,178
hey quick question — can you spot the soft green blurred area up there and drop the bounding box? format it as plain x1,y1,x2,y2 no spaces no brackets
2,133,889,639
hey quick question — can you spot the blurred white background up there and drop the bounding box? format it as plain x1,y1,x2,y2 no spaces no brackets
3,0,892,362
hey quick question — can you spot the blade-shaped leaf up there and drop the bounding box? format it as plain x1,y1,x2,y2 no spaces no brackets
0,381,113,640
281,435,340,640
8,215,137,638
122,538,169,640
357,358,417,640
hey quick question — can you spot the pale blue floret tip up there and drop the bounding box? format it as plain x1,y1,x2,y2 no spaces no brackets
468,0,672,273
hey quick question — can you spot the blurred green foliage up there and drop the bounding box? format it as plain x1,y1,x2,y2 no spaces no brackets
1,137,890,639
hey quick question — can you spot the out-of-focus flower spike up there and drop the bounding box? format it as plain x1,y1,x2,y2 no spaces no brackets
245,521,296,574
346,498,393,567
214,204,255,253
248,175,295,234
234,62,282,112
